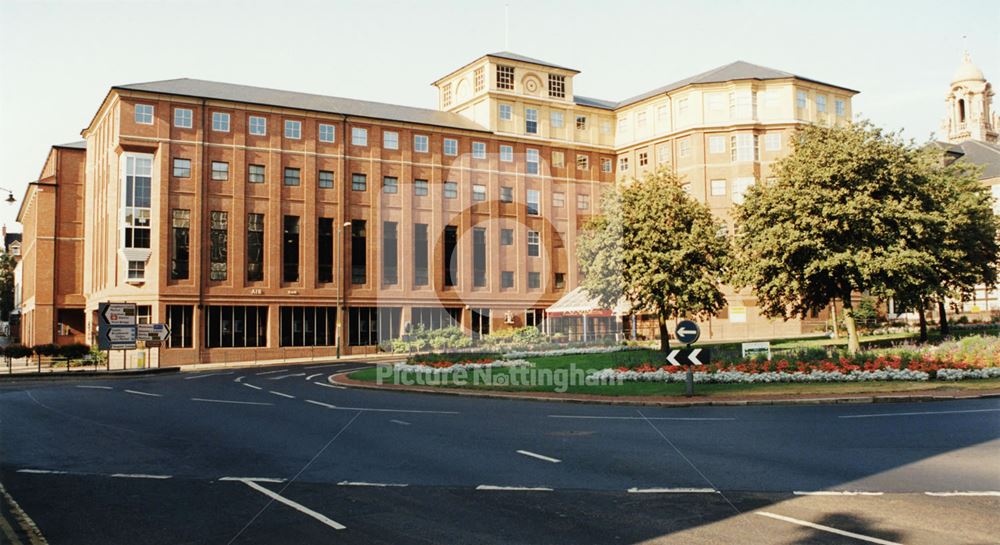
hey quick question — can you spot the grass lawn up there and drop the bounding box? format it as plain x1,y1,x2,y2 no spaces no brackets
347,349,1000,398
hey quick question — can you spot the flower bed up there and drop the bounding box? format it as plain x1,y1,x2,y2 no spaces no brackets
504,345,642,359
393,359,534,375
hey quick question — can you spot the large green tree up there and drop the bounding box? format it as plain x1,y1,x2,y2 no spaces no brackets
732,121,948,353
577,168,730,354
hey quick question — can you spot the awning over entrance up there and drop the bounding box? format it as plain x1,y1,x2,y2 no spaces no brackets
545,286,631,317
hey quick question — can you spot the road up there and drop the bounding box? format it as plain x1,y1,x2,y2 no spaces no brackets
1,363,998,544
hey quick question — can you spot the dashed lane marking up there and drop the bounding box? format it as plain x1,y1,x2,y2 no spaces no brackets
110,474,171,480
838,408,1000,419
269,391,295,399
255,369,289,376
516,450,561,463
794,491,884,496
390,419,411,426
184,372,233,380
925,491,1000,497
269,373,306,380
124,389,162,398
314,382,347,390
305,373,323,381
243,383,262,390
306,404,458,414
548,415,736,421
337,481,408,487
755,511,903,545
627,487,718,494
191,398,274,406
16,469,67,475
238,479,346,530
305,399,337,409
476,485,553,492
219,477,286,483
75,385,112,390
234,376,245,383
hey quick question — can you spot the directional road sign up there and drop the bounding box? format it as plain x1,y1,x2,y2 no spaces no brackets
675,320,701,345
98,302,138,350
136,323,170,342
666,347,710,366
104,325,137,350
100,303,137,326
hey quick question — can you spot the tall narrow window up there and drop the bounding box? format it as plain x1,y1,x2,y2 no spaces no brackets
283,216,300,282
383,221,398,285
526,148,539,174
123,155,152,250
525,108,538,134
171,209,190,280
210,211,228,281
444,225,458,287
473,227,487,288
527,189,540,215
351,220,367,284
414,223,428,286
247,213,264,281
318,218,334,283
166,305,194,348
527,230,540,257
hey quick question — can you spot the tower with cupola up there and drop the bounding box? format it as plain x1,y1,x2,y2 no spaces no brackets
942,52,998,144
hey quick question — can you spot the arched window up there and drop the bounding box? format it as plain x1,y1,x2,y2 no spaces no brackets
958,98,966,123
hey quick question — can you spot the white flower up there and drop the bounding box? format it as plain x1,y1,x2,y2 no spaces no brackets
504,346,641,359
394,359,534,375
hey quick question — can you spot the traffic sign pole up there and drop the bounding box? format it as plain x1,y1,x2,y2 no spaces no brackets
675,320,701,398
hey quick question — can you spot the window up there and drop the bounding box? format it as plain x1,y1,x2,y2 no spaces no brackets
525,108,538,134
414,179,429,196
551,110,564,128
383,176,398,194
351,220,366,284
383,131,399,150
470,308,490,338
249,116,266,136
319,170,334,188
211,161,229,181
414,223,429,286
444,225,458,286
280,307,338,347
816,95,827,113
135,104,154,124
679,138,690,158
473,227,487,287
173,158,191,178
472,141,486,159
729,91,754,119
501,271,514,289
500,145,513,162
730,134,758,162
174,108,192,128
836,99,846,116
709,136,726,154
619,157,629,172
656,143,671,164
352,173,367,191
527,230,540,257
638,151,648,167
348,307,401,346
577,194,590,210
282,120,301,139
656,104,669,127
166,305,193,348
499,103,513,120
527,189,540,215
205,305,268,348
796,91,807,110
212,112,230,132
600,120,611,135
171,209,190,280
444,181,458,199
678,98,689,118
319,123,335,142
500,186,513,203
284,167,301,186
247,213,264,282
636,111,647,131
526,148,539,174
711,179,727,196
122,155,152,250
528,272,541,289
351,127,368,146
765,133,781,151
474,67,485,92
444,138,458,156
317,218,333,283
576,115,587,130
554,273,565,290
552,151,565,167
577,154,589,170
472,184,487,201
280,216,299,282
548,74,566,98
441,83,452,108
618,116,629,133
210,211,228,281
248,164,265,184
497,65,515,90
732,177,755,204
601,158,612,173
501,228,514,245
707,94,725,113
383,221,398,285
414,134,429,153
553,192,565,208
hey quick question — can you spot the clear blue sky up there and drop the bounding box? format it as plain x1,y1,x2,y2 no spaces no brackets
1,0,998,232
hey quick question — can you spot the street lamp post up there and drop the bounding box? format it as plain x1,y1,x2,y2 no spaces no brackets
336,221,351,359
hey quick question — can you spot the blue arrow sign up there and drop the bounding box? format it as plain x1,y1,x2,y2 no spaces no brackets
675,320,700,345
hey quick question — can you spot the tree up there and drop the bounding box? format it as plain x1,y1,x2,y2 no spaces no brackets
732,121,948,354
0,252,15,322
578,167,730,354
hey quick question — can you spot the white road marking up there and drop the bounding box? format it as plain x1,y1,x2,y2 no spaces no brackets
755,511,902,545
219,477,286,483
549,415,735,421
305,373,323,381
794,491,884,496
269,390,295,399
390,419,411,426
110,473,171,479
627,487,718,494
476,485,553,492
17,469,68,475
269,373,306,380
305,399,337,409
337,481,408,487
239,479,346,530
255,369,289,376
516,450,561,463
75,385,113,390
234,376,245,383
925,491,1000,497
308,404,457,414
184,372,232,380
124,389,161,397
839,408,1000,419
314,382,346,390
191,398,273,406
243,383,263,390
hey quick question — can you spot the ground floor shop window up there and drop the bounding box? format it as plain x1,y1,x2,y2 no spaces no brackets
412,307,461,330
280,306,337,347
205,305,268,348
470,308,490,339
348,307,401,346
167,305,194,348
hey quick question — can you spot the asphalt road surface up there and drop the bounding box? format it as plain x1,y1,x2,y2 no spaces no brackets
1,363,998,544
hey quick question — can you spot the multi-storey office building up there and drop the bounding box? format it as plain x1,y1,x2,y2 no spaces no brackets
20,52,856,364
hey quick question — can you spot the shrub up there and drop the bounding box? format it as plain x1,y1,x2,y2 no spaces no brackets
5,344,33,360
59,343,91,360
32,344,60,357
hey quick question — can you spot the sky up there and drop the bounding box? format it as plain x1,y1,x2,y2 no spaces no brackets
1,0,998,233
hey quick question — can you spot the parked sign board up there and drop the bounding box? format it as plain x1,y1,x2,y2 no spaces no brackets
741,341,772,360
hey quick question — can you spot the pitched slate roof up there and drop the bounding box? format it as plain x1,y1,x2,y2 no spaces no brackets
954,140,1000,180
573,95,618,110
487,51,579,73
114,78,489,133
54,141,86,150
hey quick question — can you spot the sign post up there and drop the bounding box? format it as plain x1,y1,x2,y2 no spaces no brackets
675,320,702,397
97,302,137,369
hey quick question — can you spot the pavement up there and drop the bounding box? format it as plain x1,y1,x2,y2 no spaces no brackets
1,361,998,544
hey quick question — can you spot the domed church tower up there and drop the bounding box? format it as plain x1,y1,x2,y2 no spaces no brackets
942,51,998,144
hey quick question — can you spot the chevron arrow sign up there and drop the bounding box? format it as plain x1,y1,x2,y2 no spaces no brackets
666,348,710,366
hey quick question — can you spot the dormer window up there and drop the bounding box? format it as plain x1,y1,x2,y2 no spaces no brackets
497,65,515,90
548,74,566,98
